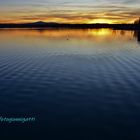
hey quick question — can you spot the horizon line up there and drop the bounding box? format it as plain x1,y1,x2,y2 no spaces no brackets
0,21,137,25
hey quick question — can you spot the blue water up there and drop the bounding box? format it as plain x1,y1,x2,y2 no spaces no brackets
0,29,140,139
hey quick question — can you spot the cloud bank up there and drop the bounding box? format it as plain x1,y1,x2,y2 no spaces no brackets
0,0,140,23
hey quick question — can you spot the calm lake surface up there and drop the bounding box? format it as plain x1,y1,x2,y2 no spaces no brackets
0,29,140,139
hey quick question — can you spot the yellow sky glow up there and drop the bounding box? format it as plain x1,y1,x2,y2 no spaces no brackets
0,16,136,24
88,19,113,24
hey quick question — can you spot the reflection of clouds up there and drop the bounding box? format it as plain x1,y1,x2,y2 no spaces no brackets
0,29,135,43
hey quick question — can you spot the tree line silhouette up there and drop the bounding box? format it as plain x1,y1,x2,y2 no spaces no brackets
134,18,140,25
0,18,139,30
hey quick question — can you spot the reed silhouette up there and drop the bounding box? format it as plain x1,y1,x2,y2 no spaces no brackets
134,30,140,43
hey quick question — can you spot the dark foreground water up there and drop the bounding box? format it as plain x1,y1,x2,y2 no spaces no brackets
0,29,140,139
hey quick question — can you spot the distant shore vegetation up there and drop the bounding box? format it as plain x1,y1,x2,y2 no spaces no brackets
134,18,140,24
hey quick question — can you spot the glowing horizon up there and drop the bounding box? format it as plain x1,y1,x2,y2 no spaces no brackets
0,0,139,24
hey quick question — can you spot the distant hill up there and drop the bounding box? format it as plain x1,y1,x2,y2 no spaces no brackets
33,21,48,25
32,21,59,25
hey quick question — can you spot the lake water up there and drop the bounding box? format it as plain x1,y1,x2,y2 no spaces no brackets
0,29,140,139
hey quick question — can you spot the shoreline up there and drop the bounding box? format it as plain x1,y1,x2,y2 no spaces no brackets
0,23,140,30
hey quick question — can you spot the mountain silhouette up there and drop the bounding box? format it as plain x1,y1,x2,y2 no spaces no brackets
33,21,47,25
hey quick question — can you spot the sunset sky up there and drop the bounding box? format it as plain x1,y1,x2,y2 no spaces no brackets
0,0,140,24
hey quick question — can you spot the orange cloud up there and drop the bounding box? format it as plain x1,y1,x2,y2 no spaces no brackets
0,4,139,24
